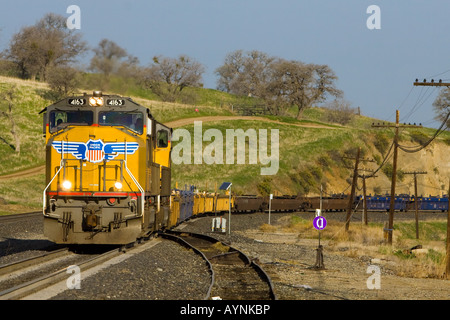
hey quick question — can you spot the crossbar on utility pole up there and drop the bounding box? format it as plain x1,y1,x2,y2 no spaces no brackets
413,79,450,87
404,171,427,239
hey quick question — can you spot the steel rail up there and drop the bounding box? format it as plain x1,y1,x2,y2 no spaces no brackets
158,231,215,300
0,247,122,300
161,230,277,300
0,248,69,277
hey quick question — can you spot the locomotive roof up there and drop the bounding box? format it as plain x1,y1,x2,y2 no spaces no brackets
39,91,154,119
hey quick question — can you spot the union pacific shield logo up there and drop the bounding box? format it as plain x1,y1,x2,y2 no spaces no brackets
86,139,104,163
51,139,139,163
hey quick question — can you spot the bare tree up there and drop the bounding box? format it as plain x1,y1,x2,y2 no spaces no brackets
215,50,274,98
46,65,81,100
268,59,342,118
4,13,87,81
143,55,205,102
6,26,42,79
88,39,139,91
323,99,356,125
216,50,342,119
0,85,20,154
89,39,134,77
432,88,450,128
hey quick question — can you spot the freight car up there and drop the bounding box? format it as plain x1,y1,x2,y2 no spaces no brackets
356,194,448,212
356,194,409,211
171,187,233,220
262,195,303,212
233,195,264,212
307,194,350,212
42,92,173,245
406,195,448,212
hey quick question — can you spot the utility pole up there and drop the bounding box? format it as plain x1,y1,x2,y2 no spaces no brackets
345,147,360,232
359,172,377,225
446,177,450,280
404,171,427,239
344,151,375,230
387,110,398,245
372,110,422,245
414,79,449,277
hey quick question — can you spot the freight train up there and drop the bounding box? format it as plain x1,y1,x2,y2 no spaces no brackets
41,92,448,246
231,193,448,213
166,191,448,228
42,91,173,245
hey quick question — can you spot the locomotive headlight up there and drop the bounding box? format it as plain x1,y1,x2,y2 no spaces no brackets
89,97,104,106
62,180,72,190
114,181,123,190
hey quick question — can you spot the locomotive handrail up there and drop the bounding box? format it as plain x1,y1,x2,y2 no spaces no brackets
124,139,145,218
42,160,64,216
124,159,145,218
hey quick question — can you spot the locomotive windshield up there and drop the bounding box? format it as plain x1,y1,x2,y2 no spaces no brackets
99,111,144,134
50,110,93,132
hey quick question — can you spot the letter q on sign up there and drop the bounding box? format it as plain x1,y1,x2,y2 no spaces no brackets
313,216,327,230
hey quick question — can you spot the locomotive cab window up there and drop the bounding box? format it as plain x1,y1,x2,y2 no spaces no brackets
99,111,144,134
157,129,169,148
49,110,93,132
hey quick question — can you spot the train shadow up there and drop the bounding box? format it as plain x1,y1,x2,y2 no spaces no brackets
67,244,121,254
0,237,59,258
0,237,121,258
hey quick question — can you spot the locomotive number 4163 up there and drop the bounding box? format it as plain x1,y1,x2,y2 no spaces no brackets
107,99,125,106
68,98,86,106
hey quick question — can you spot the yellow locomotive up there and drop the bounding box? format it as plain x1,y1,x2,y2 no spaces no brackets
41,91,172,245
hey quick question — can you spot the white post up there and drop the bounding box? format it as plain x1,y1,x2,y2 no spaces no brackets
269,194,273,225
320,184,323,213
228,185,232,235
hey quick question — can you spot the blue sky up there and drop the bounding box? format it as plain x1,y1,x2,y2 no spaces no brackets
1,0,450,128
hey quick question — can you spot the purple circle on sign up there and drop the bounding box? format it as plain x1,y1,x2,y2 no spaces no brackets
313,216,327,230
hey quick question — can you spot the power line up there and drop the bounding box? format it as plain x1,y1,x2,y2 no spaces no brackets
423,68,450,79
397,111,449,153
401,87,438,123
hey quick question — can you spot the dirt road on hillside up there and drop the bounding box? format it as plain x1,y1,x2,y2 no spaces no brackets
0,166,45,181
164,115,338,129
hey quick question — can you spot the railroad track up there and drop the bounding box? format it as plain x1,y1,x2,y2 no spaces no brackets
160,230,277,300
0,246,125,300
0,232,156,300
0,212,41,224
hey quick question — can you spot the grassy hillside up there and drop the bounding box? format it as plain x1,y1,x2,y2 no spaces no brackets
0,75,449,214
0,80,48,175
